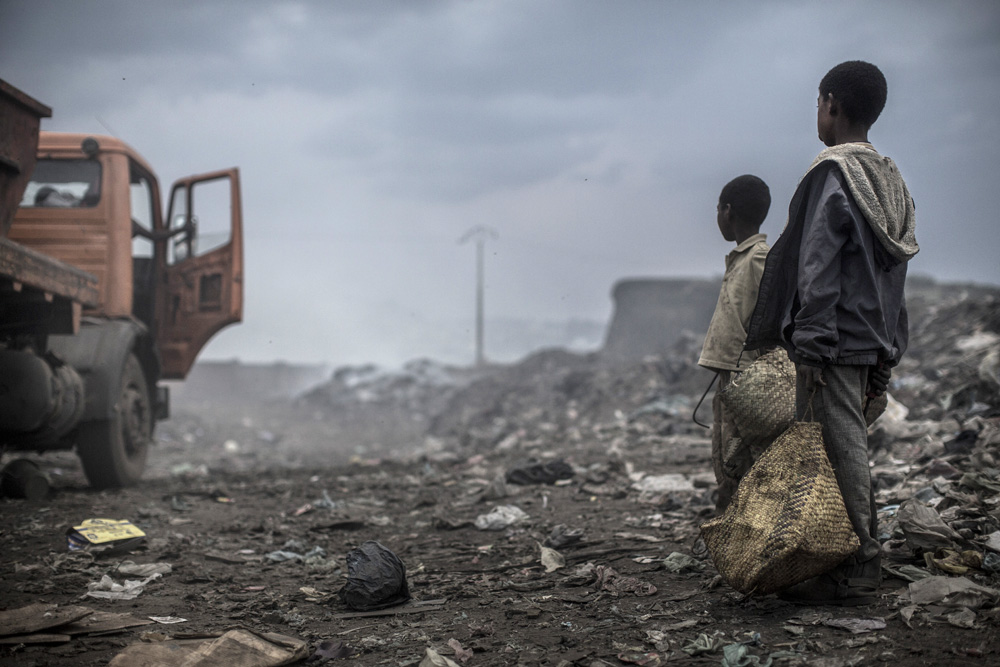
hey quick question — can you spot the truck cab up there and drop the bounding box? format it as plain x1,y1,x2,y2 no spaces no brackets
2,129,243,488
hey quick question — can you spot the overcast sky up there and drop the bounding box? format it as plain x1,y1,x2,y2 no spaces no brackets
2,1,998,368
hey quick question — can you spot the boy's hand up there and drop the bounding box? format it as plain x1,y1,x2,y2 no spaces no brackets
868,364,891,397
799,365,826,393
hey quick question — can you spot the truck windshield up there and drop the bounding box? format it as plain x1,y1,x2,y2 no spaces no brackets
21,159,102,208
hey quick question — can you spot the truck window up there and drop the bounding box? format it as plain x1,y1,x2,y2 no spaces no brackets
167,176,232,264
21,159,101,208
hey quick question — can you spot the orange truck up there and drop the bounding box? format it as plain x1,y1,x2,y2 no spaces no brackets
0,78,243,489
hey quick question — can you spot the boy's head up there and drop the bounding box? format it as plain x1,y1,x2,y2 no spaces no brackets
818,60,887,129
717,175,770,242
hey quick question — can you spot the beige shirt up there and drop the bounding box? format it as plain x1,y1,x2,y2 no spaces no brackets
698,233,769,372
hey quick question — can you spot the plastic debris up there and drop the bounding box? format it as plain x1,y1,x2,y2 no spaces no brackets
662,552,705,573
897,500,965,553
537,542,565,573
505,458,574,485
84,573,162,601
339,541,410,611
107,628,307,666
682,631,727,656
474,505,529,531
823,617,887,634
419,647,462,667
906,575,1000,609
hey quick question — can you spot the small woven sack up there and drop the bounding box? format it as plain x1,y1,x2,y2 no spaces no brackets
700,420,860,595
719,348,796,451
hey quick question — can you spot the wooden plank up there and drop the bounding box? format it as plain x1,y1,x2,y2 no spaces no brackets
0,236,99,306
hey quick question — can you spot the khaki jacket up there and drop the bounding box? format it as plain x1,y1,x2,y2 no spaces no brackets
698,234,769,372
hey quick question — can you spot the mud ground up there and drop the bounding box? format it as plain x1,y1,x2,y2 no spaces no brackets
1,395,996,666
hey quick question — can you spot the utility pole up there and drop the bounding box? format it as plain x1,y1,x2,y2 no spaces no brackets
459,225,498,367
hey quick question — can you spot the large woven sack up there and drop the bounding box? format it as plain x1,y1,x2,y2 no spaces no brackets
719,347,795,450
700,421,859,595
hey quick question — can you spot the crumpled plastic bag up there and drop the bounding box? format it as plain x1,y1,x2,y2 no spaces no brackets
897,499,964,553
339,541,410,611
682,631,726,656
505,459,574,485
721,643,772,667
420,647,461,667
907,575,1000,609
85,573,162,600
662,552,704,573
474,505,528,531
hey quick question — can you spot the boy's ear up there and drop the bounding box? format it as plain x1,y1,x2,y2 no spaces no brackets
827,94,839,116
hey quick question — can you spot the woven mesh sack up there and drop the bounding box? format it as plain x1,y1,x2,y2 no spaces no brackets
719,347,796,450
700,421,860,595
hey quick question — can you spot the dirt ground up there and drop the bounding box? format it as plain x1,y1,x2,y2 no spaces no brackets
2,286,1000,666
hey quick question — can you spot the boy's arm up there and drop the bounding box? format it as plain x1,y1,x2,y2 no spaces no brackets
790,169,852,366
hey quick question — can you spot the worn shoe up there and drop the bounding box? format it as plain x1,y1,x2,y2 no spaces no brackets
778,557,880,606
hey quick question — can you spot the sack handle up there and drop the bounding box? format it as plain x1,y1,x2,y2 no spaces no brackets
805,387,817,423
692,373,718,429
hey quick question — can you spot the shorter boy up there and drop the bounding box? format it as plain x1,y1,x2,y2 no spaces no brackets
698,175,771,512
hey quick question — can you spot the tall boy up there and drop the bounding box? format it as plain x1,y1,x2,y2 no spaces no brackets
745,61,917,605
698,175,771,512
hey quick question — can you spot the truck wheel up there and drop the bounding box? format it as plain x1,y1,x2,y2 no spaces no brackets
76,354,152,489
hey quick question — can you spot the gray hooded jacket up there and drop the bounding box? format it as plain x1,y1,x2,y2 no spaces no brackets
745,143,917,367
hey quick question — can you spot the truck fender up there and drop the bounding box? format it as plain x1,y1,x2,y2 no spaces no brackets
47,319,148,422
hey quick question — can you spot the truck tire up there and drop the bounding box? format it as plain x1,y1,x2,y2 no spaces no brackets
76,354,152,488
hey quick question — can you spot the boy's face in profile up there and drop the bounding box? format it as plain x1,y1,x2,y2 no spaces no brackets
717,201,736,242
817,92,837,147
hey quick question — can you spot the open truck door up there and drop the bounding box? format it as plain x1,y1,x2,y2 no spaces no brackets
158,168,243,379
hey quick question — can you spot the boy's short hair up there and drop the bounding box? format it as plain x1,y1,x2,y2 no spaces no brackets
719,175,771,228
819,60,887,128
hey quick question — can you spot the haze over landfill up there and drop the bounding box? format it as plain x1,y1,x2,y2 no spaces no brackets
2,0,998,368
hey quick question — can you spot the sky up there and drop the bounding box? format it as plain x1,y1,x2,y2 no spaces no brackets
2,0,998,369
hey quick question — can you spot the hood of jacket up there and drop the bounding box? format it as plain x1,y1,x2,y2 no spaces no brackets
805,142,918,264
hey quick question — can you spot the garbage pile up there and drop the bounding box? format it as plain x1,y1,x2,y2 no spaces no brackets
297,358,479,418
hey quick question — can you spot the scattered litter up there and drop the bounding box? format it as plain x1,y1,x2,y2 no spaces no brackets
505,458,574,485
946,607,977,628
84,573,162,600
591,564,657,596
906,575,1000,609
420,647,461,667
447,637,474,664
897,499,966,553
682,631,726,656
107,628,308,666
339,541,411,611
662,552,704,573
823,617,887,634
115,561,172,577
617,651,666,666
544,523,583,549
148,616,187,624
0,604,153,645
0,604,92,637
474,505,529,531
537,542,565,572
721,643,772,667
631,473,694,494
308,639,356,661
66,519,145,552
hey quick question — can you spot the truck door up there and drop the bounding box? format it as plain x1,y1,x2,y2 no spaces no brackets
158,168,243,379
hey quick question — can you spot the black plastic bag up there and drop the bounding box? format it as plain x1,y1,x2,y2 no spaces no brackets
339,541,410,611
505,459,574,485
